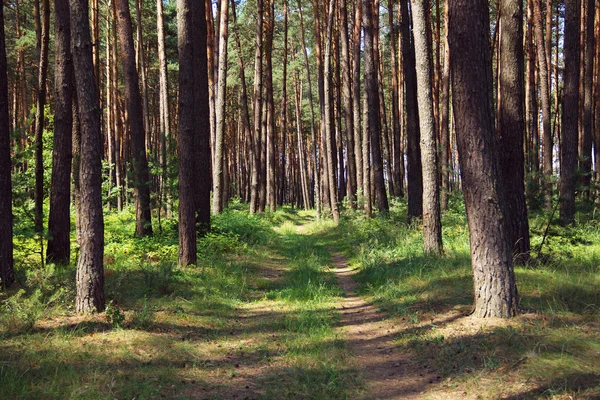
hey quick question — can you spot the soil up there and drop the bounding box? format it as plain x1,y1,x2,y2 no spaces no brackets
331,251,440,400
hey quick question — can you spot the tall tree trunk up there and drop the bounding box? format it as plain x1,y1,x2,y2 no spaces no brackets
580,0,594,197
340,0,356,208
448,0,518,318
440,0,451,211
0,0,14,288
533,0,553,208
34,0,50,239
297,0,320,214
324,0,340,223
115,0,153,235
250,0,263,214
157,0,171,216
265,0,277,213
177,0,210,265
364,0,388,213
498,0,530,263
47,0,74,265
71,0,105,313
559,0,581,225
411,0,442,254
135,0,151,153
352,0,363,208
401,0,423,223
212,0,229,214
389,0,403,198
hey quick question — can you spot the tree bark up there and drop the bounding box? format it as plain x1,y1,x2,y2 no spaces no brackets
364,0,388,214
250,0,263,214
265,0,277,213
411,0,442,254
352,0,363,207
532,0,553,208
157,0,171,216
580,0,594,197
389,0,403,198
340,0,357,209
324,0,340,223
47,0,74,265
212,0,229,214
71,0,105,313
34,0,50,238
440,0,451,211
115,0,153,235
448,0,518,318
0,1,14,288
498,0,530,263
401,0,423,223
559,0,581,225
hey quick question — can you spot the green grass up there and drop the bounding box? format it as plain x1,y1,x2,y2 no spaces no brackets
328,197,600,399
0,206,360,399
1,198,599,399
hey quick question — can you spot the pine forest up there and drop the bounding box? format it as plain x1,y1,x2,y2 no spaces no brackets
0,0,599,398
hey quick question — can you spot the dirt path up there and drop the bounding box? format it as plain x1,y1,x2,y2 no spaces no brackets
331,252,438,400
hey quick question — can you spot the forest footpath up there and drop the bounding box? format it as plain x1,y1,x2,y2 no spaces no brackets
1,205,600,399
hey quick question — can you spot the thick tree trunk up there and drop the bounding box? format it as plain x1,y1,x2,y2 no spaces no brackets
559,0,581,225
115,0,153,235
401,0,423,223
212,0,229,214
47,0,73,265
448,0,518,318
71,0,105,313
0,1,14,288
411,0,442,254
498,0,530,263
34,0,50,238
177,0,210,264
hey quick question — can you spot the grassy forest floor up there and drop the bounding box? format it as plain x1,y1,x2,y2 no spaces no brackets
1,199,599,399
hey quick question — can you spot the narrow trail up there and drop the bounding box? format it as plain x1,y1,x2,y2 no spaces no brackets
330,251,438,400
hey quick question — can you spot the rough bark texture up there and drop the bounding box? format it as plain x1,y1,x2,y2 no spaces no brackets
47,0,73,265
115,0,153,236
352,0,363,206
177,0,204,265
559,0,580,225
0,1,14,288
533,0,553,206
580,0,594,196
324,0,340,223
440,0,451,211
34,0,50,235
340,0,356,208
448,0,518,318
156,0,170,214
498,0,530,263
389,0,403,198
212,0,229,214
400,0,423,223
249,0,263,214
411,0,442,254
71,0,105,313
265,0,276,213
